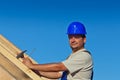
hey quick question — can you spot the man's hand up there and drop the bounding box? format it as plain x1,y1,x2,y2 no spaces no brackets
22,57,33,69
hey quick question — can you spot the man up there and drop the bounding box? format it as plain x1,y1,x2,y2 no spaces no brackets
23,22,93,80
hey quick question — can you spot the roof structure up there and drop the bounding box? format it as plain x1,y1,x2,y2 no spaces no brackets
0,34,50,80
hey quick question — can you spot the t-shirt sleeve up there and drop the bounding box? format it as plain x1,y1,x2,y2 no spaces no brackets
62,52,92,74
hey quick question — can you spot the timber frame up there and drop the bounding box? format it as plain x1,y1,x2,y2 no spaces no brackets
0,34,49,80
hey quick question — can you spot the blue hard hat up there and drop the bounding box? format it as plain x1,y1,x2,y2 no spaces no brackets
67,22,87,34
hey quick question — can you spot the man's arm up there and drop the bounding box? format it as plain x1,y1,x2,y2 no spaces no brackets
39,71,62,79
22,57,67,72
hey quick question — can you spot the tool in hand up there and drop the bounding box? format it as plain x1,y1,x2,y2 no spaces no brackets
16,50,27,59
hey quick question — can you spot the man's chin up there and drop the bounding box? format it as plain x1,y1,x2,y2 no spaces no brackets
71,46,78,50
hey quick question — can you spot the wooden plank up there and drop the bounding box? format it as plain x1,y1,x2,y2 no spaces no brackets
0,34,44,80
0,66,16,80
0,34,57,80
0,43,43,80
0,35,42,64
0,52,32,80
0,35,20,56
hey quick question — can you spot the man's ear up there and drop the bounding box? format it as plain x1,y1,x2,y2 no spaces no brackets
83,37,86,43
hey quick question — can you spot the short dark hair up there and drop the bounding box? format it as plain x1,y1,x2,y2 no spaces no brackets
80,34,86,38
68,34,86,39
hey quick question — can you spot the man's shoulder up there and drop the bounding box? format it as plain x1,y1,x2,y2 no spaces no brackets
74,50,92,59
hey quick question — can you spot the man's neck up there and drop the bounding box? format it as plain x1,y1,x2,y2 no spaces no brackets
72,47,84,53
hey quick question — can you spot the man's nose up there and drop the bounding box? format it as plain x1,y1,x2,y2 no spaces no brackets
70,37,76,42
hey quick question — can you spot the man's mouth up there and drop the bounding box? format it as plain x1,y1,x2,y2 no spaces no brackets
71,42,77,46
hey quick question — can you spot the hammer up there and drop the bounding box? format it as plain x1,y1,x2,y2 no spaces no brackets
16,50,27,59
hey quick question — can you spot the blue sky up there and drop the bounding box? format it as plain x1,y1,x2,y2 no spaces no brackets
0,0,120,80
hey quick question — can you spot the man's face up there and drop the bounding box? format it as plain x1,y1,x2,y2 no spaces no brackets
68,34,86,52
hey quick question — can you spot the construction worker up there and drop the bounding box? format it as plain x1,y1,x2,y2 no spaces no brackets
23,21,93,80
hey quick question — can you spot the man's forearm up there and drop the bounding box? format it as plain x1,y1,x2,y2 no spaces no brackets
39,71,62,79
30,63,66,72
